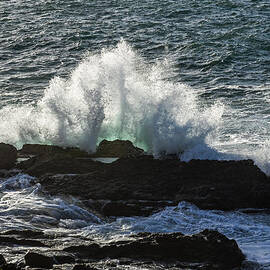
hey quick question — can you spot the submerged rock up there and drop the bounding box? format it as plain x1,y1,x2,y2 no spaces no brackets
93,139,144,157
63,230,244,269
0,143,17,169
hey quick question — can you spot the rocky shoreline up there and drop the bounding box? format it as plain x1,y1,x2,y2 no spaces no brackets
0,228,245,270
0,140,269,269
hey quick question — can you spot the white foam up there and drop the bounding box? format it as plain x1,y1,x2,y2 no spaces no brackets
79,202,270,267
0,41,223,157
252,140,270,176
1,40,270,175
0,174,102,231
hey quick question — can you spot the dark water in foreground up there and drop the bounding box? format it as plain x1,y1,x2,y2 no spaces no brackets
0,0,270,268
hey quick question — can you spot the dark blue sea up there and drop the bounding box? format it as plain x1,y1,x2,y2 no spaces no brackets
0,0,270,268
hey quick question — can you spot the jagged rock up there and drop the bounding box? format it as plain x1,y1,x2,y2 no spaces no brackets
93,139,144,157
63,230,244,269
0,143,17,169
25,252,53,269
39,157,270,212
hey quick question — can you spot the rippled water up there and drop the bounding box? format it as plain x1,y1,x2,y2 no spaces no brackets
1,0,270,268
1,0,270,164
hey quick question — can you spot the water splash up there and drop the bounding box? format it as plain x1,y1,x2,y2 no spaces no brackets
0,41,223,156
0,174,101,231
253,140,270,176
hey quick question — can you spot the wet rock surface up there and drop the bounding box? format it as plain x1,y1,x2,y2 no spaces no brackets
1,140,269,269
100,200,175,217
37,156,270,213
93,139,145,158
0,143,17,169
19,144,89,158
24,252,54,269
63,229,245,268
0,229,245,270
17,155,104,177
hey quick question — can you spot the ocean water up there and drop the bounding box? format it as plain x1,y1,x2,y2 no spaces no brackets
0,0,270,268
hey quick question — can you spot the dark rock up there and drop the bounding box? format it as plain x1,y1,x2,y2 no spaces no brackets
25,252,53,269
17,140,144,177
2,229,44,238
93,139,144,158
17,144,92,176
102,201,140,217
54,255,75,264
0,170,22,179
0,254,6,265
73,265,98,270
0,143,17,169
0,255,19,270
240,209,270,214
64,230,244,269
241,260,261,270
0,263,20,270
19,144,65,156
102,200,174,217
0,236,46,247
64,243,100,256
74,259,222,270
17,156,104,177
39,158,270,212
19,144,89,157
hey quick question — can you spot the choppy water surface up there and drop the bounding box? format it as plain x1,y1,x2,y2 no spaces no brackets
1,0,270,163
0,0,270,268
0,0,270,171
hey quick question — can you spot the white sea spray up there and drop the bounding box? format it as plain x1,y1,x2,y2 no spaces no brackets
0,41,223,157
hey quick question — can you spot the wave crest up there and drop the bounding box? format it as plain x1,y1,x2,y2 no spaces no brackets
0,41,223,156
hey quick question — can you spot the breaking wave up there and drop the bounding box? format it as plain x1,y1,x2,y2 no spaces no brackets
0,41,223,157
